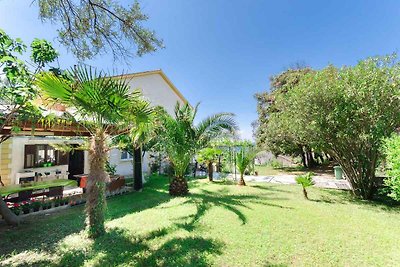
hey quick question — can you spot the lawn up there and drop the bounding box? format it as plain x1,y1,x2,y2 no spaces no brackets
1,175,399,266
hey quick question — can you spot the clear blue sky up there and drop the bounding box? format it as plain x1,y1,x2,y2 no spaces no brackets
1,0,400,139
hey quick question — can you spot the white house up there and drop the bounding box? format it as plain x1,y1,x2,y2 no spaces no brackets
0,70,188,186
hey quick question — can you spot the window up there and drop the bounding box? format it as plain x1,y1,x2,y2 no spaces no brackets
24,145,69,168
120,151,133,160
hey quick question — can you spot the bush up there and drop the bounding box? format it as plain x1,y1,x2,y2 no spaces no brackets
269,160,283,169
105,161,117,176
31,200,41,212
383,135,400,201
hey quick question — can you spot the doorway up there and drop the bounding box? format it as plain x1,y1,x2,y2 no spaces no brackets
68,149,84,180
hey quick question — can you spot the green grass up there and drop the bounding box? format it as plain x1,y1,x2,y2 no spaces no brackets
255,164,308,176
1,175,400,266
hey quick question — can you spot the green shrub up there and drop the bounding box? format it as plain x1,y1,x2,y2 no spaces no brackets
269,160,283,169
383,135,400,201
295,172,314,199
105,161,117,176
31,200,41,212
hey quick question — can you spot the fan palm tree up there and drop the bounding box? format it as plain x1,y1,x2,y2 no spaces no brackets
159,103,237,196
236,147,257,186
36,66,151,238
115,103,159,191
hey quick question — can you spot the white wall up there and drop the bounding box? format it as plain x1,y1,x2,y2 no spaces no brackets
109,72,186,177
10,136,87,184
108,148,150,177
126,73,185,115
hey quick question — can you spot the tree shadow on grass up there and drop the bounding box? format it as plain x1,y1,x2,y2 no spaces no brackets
138,236,223,267
250,184,291,193
174,188,292,232
0,176,172,258
1,226,223,267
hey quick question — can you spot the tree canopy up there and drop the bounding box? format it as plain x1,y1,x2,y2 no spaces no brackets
259,56,400,199
36,0,163,61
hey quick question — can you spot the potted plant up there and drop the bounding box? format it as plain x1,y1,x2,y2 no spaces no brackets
21,201,31,214
54,198,61,207
10,203,21,216
63,197,69,205
31,200,41,212
42,201,52,210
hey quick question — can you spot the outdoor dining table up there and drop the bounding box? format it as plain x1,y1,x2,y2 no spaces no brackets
0,179,77,198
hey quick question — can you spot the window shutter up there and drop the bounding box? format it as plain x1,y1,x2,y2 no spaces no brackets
24,145,36,168
57,151,69,165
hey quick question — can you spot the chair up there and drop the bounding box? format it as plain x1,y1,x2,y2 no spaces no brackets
107,177,126,193
44,172,50,181
47,186,63,198
55,170,62,179
6,190,33,203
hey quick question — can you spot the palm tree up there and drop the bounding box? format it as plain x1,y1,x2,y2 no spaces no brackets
236,147,257,186
196,147,222,181
36,66,150,238
159,103,237,196
115,103,159,191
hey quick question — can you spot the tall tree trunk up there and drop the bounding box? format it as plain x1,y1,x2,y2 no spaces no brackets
238,173,246,186
169,176,188,196
0,198,20,226
300,152,307,168
133,147,143,191
86,130,108,238
207,162,213,182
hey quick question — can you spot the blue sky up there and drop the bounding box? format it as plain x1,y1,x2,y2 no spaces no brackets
1,0,400,139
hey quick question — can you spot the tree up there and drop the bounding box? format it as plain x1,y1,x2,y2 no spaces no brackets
158,103,237,196
0,29,58,226
295,172,314,200
280,56,400,199
36,0,163,61
255,67,319,168
236,147,257,186
36,66,150,238
196,147,222,181
114,104,159,191
383,134,400,201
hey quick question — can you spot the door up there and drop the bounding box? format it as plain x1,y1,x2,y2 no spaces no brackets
68,150,85,180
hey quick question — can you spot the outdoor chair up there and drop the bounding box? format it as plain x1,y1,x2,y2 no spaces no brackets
107,177,125,194
47,186,63,198
6,190,33,203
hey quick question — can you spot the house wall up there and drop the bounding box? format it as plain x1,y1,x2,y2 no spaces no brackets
0,139,13,185
125,73,186,114
5,136,88,185
108,149,150,178
108,72,185,177
2,72,187,184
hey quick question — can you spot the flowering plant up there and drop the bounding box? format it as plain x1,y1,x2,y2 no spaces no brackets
9,203,21,215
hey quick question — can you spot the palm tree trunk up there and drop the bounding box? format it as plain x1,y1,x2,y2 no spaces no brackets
169,176,188,196
86,130,107,238
133,147,143,191
207,162,213,182
302,187,308,199
0,198,20,226
238,173,246,186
